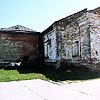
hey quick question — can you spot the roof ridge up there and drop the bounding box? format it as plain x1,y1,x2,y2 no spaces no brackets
0,25,37,32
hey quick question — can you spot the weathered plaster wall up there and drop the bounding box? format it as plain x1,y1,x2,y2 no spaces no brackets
78,12,91,61
55,12,91,62
0,33,40,62
43,8,100,64
89,9,100,61
44,30,57,62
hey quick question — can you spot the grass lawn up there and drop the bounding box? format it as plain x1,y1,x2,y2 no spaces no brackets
0,69,47,82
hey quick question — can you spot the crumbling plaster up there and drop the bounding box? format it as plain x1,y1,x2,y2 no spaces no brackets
89,11,100,61
43,8,100,64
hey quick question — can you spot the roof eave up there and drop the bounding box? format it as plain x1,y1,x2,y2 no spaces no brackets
42,8,87,35
0,30,40,35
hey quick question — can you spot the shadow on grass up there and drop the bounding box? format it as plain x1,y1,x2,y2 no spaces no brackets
42,66,100,81
17,63,100,82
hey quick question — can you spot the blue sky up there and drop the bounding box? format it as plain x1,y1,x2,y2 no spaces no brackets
0,0,100,32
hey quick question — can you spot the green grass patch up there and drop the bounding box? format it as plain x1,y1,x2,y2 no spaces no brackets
0,69,47,82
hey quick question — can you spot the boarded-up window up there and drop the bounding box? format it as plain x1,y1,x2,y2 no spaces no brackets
73,41,79,56
76,41,79,55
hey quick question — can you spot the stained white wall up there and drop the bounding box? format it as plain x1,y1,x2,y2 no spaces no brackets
43,8,100,63
89,12,100,61
44,30,57,62
59,12,91,61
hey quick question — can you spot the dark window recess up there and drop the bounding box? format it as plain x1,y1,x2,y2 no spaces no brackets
72,41,79,57
96,51,98,56
47,39,51,46
75,41,79,54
